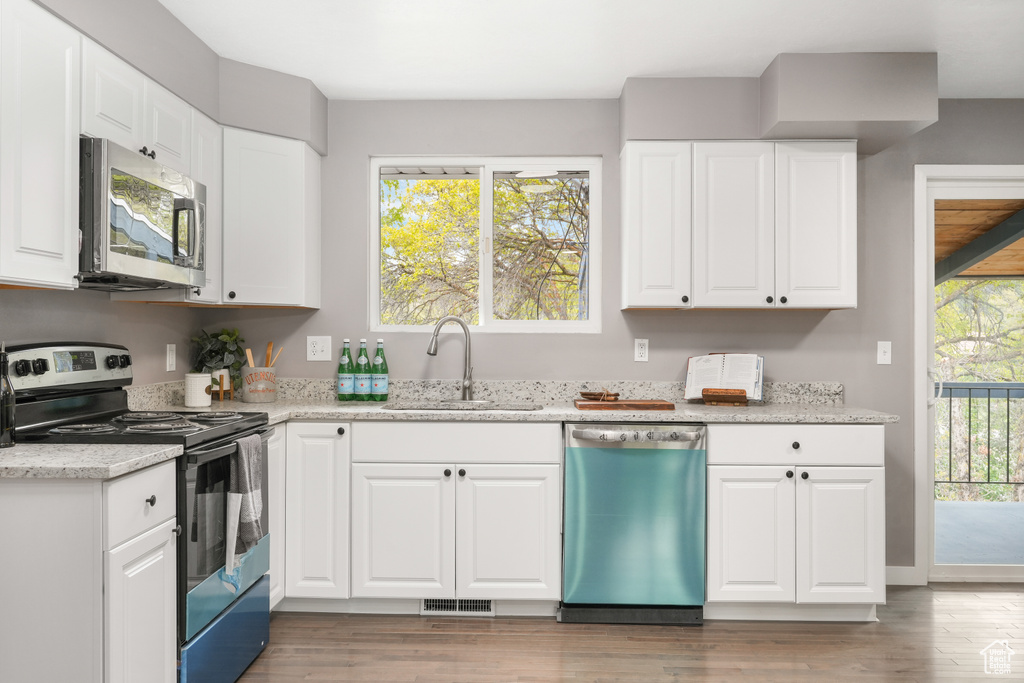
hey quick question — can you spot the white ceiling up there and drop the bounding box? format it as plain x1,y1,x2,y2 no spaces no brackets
157,0,1024,100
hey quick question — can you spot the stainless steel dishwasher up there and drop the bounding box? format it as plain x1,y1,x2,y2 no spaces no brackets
560,423,706,625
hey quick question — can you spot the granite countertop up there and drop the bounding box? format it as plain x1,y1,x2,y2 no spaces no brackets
1,378,898,480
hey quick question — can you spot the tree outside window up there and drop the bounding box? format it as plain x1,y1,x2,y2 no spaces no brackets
373,158,601,332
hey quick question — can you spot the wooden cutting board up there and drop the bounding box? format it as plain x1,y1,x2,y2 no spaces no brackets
574,399,675,410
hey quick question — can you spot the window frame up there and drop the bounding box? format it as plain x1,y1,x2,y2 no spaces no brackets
370,155,602,333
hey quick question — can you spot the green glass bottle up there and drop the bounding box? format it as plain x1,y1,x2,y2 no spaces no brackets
353,339,371,401
370,338,389,402
336,339,354,401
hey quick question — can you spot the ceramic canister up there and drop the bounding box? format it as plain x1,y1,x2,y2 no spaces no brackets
241,366,277,403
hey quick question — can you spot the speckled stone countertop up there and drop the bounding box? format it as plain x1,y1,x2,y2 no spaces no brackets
1,378,897,480
0,443,182,480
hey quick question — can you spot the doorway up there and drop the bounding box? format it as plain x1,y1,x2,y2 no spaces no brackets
913,165,1024,582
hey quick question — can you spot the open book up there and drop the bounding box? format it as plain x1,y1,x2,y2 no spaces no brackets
684,353,764,401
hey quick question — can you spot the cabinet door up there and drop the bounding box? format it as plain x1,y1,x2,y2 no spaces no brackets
350,463,455,598
105,518,176,683
706,465,795,602
693,142,775,308
223,128,319,307
0,0,81,289
189,111,223,304
142,80,191,174
285,423,350,598
266,425,286,608
620,142,692,308
81,39,144,148
455,464,561,599
775,141,857,309
796,466,885,604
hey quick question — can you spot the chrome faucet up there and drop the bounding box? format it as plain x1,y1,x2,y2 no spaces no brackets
426,316,473,400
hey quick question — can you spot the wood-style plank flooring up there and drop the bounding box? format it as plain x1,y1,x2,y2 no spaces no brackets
239,584,1024,682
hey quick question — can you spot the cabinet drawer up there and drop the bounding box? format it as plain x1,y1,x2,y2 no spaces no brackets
104,461,176,549
707,424,883,466
352,422,561,464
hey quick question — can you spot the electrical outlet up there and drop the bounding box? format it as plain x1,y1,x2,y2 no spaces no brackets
307,335,332,361
166,344,175,372
877,341,892,365
634,338,649,362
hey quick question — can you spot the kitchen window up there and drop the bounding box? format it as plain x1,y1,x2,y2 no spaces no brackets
370,156,601,333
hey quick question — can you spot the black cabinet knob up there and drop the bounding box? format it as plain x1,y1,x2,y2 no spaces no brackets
786,470,794,478
337,427,345,436
681,295,689,303
146,495,157,506
458,469,466,477
138,146,156,159
444,469,452,477
792,441,800,450
801,471,809,480
173,525,182,537
766,296,774,303
780,296,788,304
228,291,237,299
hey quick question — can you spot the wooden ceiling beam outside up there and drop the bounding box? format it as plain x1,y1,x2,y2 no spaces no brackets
935,207,1024,284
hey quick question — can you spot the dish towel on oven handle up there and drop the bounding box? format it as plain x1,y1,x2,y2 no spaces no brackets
220,433,264,593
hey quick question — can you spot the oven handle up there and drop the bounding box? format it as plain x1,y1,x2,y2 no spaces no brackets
186,426,274,466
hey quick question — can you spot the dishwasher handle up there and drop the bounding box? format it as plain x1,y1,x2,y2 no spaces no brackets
571,427,703,443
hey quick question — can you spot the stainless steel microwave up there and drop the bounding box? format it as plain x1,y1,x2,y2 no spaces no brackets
78,136,206,291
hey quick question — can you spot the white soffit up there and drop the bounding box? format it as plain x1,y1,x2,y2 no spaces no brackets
157,0,1024,100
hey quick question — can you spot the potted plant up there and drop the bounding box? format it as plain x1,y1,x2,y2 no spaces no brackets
191,328,246,390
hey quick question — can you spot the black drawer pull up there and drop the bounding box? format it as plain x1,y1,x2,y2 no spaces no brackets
792,441,800,450
146,495,157,507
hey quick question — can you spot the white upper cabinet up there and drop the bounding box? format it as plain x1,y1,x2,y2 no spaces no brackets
620,142,693,308
775,141,857,309
81,39,191,174
693,141,776,308
0,0,81,289
223,128,321,308
142,80,191,173
185,110,222,303
622,139,857,310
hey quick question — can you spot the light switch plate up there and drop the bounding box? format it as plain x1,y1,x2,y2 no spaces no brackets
877,341,892,365
307,336,332,361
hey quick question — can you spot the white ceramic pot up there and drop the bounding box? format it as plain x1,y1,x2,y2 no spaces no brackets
185,372,212,407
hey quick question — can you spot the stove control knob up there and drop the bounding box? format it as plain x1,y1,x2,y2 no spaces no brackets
118,354,132,369
105,354,119,369
31,358,49,375
13,359,31,376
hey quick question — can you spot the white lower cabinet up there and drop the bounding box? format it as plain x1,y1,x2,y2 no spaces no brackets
0,461,177,682
105,518,177,683
267,424,287,607
350,462,561,600
705,425,885,618
284,422,350,599
350,422,562,602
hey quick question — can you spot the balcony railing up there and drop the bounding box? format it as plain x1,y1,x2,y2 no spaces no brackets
935,381,1024,487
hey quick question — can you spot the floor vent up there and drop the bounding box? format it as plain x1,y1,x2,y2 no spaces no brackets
420,598,495,617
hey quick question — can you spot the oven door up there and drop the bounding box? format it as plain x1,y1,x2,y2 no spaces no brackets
178,426,272,644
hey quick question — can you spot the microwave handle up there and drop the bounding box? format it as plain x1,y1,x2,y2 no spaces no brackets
172,197,198,267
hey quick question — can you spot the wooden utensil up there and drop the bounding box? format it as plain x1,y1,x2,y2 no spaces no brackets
245,348,255,368
269,346,284,367
265,342,273,367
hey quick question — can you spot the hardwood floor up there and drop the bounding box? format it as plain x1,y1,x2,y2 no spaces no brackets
239,584,1024,682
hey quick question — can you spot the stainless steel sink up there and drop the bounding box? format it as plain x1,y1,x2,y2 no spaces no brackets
382,400,542,411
